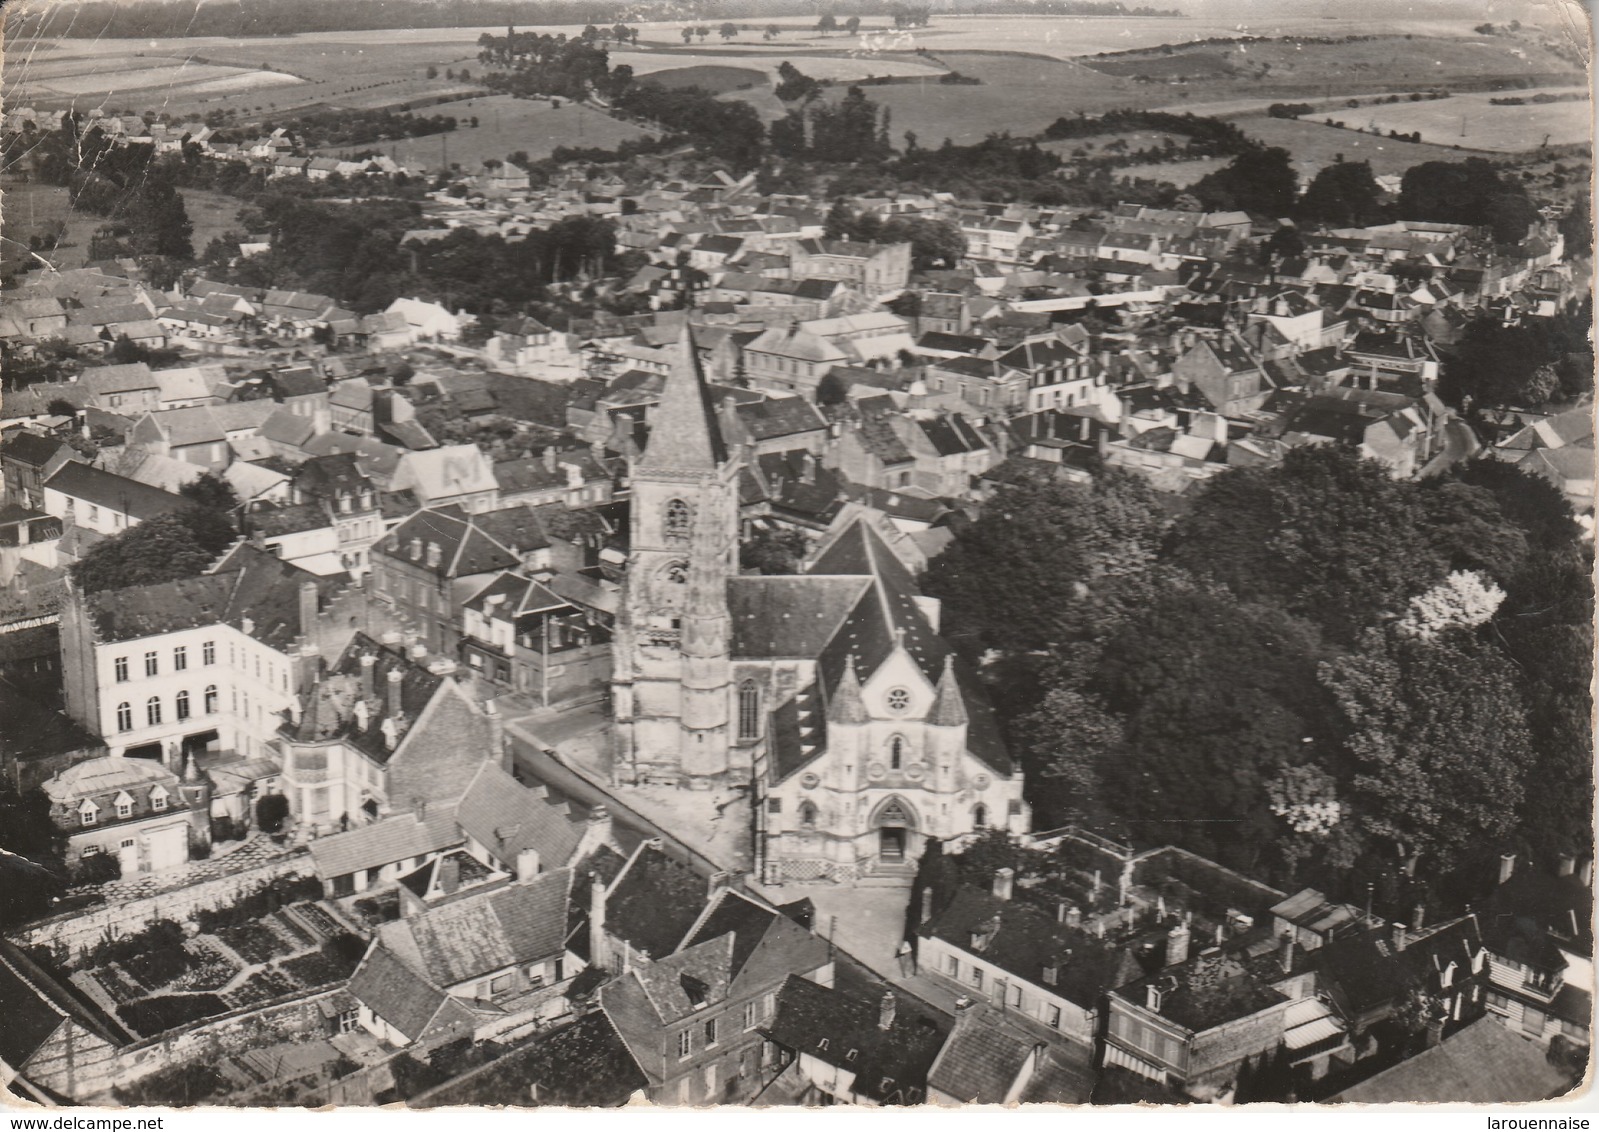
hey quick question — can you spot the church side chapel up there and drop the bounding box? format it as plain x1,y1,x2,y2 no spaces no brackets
612,329,1028,885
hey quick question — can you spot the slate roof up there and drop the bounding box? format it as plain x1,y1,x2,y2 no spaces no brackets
379,868,573,986
603,842,707,962
409,1012,646,1107
920,885,1124,1010
733,397,827,441
43,463,186,522
0,431,64,467
728,575,868,659
0,942,126,1071
1115,949,1287,1033
765,973,947,1105
292,633,447,764
348,945,453,1040
378,506,525,579
77,362,156,395
85,545,333,650
1331,1019,1572,1104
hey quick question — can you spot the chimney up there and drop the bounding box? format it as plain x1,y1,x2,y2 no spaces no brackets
516,847,540,882
353,699,370,731
1056,902,1069,924
1412,903,1426,933
1065,906,1082,930
426,541,442,568
360,652,376,700
1145,984,1162,1013
1558,854,1576,878
1581,859,1594,887
485,699,505,762
954,996,975,1014
1167,921,1191,967
1498,853,1517,886
878,992,897,1031
1424,1013,1445,1049
387,667,403,718
993,867,1015,902
589,874,608,969
543,445,558,473
708,871,731,898
1392,921,1407,953
298,580,318,637
587,805,613,848
438,854,461,895
920,887,934,925
1278,931,1295,974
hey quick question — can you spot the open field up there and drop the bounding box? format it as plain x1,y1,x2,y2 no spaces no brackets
609,49,942,82
181,189,248,258
1234,113,1512,175
790,50,1159,145
1321,88,1592,152
1114,157,1231,187
0,179,97,273
640,65,768,94
316,93,653,171
29,63,274,98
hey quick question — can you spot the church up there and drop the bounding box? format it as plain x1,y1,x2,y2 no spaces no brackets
611,329,1029,885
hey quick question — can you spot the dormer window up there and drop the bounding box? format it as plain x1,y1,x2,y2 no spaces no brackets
114,791,134,820
79,799,99,826
150,785,169,812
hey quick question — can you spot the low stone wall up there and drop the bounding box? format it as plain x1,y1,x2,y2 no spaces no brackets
107,985,346,1095
9,849,314,960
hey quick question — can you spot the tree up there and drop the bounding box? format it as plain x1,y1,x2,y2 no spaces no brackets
816,370,850,405
1321,629,1534,872
719,22,737,40
844,15,862,35
179,471,239,515
1397,159,1537,242
681,26,693,43
817,13,839,34
740,526,809,574
1191,146,1297,217
1296,160,1385,228
1395,570,1504,640
924,470,1167,658
107,334,148,364
1167,445,1452,643
426,65,438,79
256,792,291,834
70,506,238,595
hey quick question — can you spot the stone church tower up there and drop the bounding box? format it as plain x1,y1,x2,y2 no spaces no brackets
612,329,743,785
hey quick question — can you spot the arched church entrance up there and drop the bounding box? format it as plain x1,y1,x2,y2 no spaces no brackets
870,795,918,868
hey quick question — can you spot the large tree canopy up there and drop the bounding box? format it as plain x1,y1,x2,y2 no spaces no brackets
70,506,237,595
1190,146,1298,217
1295,159,1385,228
1396,158,1539,243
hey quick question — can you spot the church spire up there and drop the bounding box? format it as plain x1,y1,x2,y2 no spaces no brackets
636,325,727,473
929,654,967,726
829,654,868,724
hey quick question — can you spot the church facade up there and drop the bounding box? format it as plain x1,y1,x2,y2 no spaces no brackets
612,330,1029,884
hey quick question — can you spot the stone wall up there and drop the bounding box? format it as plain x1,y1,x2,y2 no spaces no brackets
8,849,313,960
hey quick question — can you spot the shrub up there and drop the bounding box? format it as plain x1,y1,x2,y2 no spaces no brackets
117,993,229,1035
73,852,122,886
256,793,290,834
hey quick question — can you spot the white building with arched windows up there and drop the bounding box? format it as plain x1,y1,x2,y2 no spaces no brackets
611,329,1028,885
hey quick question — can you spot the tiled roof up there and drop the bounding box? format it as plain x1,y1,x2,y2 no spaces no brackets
381,868,572,986
926,1005,1033,1104
410,1012,646,1107
0,431,64,467
1331,1019,1572,1103
455,761,582,870
77,362,156,394
307,810,463,880
733,397,827,441
292,633,447,764
348,944,451,1040
728,575,868,659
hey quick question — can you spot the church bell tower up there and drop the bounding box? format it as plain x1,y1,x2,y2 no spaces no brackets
612,328,741,785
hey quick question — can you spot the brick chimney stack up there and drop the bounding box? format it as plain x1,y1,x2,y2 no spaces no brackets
878,992,896,1031
993,867,1014,902
387,667,403,719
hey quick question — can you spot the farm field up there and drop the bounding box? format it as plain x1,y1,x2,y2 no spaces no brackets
640,65,768,94
1115,156,1230,187
0,179,97,273
1321,88,1592,152
182,189,248,259
795,50,1160,147
317,93,654,171
609,50,942,81
1234,113,1501,175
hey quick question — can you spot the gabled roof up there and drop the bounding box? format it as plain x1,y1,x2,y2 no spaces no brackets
603,842,707,962
378,868,572,986
378,507,523,579
455,761,583,871
291,632,447,764
307,810,463,880
348,945,454,1040
0,431,65,468
1331,1018,1572,1104
43,463,185,521
925,1004,1033,1104
76,362,157,396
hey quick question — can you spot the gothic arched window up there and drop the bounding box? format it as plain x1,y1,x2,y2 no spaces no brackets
889,735,905,770
972,803,989,830
738,680,761,740
664,499,691,541
798,801,818,830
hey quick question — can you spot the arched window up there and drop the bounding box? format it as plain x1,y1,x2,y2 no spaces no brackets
972,803,989,830
146,697,162,727
798,801,818,830
738,680,761,740
664,499,691,540
116,702,133,732
890,736,907,770
175,690,191,721
204,685,219,714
